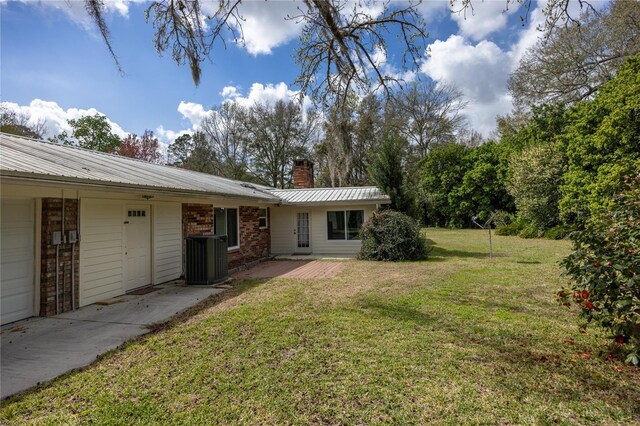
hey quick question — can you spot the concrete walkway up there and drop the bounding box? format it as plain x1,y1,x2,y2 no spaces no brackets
1,282,224,399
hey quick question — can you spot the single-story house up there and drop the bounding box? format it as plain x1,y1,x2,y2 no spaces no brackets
0,133,389,325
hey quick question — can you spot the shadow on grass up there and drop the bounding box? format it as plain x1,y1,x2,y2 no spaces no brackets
427,246,499,262
2,278,268,405
355,293,640,420
355,298,437,326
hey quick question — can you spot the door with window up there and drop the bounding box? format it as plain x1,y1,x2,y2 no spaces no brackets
124,206,151,291
295,211,311,254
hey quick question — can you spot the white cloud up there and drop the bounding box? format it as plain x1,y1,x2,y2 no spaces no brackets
155,126,192,143
418,1,558,137
223,82,309,110
0,99,128,138
3,0,145,30
451,0,518,41
416,0,450,20
228,0,303,55
220,86,241,99
176,101,210,129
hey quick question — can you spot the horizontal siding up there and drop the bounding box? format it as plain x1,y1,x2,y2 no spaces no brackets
270,204,376,255
270,206,294,255
79,199,124,306
153,202,182,284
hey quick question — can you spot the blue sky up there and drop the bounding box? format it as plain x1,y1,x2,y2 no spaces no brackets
1,0,562,142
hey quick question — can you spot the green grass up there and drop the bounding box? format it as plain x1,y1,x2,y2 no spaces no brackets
2,229,639,425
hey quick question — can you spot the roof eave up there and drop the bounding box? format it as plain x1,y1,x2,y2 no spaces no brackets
0,171,281,203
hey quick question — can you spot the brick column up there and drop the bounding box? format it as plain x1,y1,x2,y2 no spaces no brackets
40,198,79,316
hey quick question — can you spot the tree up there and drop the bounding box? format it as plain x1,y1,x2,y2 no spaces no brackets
0,106,46,139
244,100,318,188
114,130,163,163
368,131,410,213
85,0,598,108
393,80,467,159
183,132,217,174
507,143,566,231
168,133,194,166
509,0,640,108
559,55,640,227
198,102,250,181
418,142,469,227
50,113,121,152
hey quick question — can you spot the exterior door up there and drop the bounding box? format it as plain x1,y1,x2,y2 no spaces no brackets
1,199,35,325
295,211,311,254
124,206,151,291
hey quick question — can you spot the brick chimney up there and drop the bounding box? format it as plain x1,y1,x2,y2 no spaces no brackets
293,159,314,189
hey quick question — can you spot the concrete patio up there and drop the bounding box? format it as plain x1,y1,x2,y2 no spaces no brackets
1,282,224,399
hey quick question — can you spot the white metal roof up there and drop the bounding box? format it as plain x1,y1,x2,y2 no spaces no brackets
270,186,390,205
0,133,279,202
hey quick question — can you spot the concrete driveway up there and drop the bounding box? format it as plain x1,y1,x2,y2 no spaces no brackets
1,282,224,399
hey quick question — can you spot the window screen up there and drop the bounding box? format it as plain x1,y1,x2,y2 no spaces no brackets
258,208,268,228
227,208,239,248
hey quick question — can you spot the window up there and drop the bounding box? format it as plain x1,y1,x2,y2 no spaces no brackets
327,210,364,240
213,207,239,249
127,210,146,217
258,208,268,229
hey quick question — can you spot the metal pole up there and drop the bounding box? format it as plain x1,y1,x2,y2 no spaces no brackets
488,226,493,260
71,242,75,310
55,245,59,315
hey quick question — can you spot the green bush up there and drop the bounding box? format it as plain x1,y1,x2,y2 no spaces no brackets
559,175,640,364
358,210,427,261
518,224,543,239
543,225,573,240
496,219,526,236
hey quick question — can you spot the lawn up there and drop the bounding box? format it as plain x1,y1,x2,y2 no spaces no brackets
2,229,639,425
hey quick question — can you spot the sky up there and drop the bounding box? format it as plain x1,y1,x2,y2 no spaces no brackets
1,0,562,143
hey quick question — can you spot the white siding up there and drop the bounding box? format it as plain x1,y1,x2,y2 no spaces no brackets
270,204,376,255
79,199,125,306
1,199,35,324
153,202,182,283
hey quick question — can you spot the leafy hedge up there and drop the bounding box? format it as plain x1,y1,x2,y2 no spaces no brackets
358,210,427,261
559,175,640,364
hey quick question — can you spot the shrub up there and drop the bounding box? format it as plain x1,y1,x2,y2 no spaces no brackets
543,225,572,240
559,175,640,365
358,210,427,261
518,224,543,239
495,219,526,236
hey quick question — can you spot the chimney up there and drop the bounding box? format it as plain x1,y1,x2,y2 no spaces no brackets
293,159,314,189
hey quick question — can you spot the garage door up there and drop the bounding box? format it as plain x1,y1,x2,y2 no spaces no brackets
1,199,35,325
79,199,125,307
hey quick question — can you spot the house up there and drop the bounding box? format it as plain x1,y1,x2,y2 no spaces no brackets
0,133,389,325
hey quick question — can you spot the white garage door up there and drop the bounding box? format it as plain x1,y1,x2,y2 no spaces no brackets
1,199,35,325
79,199,125,307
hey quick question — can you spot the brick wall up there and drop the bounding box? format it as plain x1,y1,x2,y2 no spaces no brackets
182,203,213,237
228,206,271,269
40,198,79,316
293,159,314,189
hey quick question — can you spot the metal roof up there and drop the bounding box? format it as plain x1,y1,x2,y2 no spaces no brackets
270,186,390,205
0,133,279,202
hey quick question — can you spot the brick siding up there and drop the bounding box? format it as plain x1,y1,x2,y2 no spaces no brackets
40,198,79,316
182,203,214,237
228,206,271,269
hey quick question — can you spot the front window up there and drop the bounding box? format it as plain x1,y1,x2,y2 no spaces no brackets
258,208,268,229
327,210,364,240
213,207,239,249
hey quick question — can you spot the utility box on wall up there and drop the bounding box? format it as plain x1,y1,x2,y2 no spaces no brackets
185,235,229,284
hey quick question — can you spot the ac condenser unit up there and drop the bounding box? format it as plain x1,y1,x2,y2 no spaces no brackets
185,235,229,284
